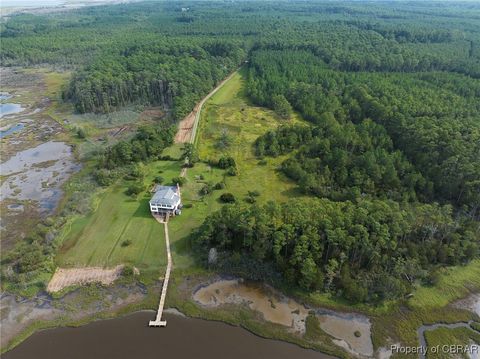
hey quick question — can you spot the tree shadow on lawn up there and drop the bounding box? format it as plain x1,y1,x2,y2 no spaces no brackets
132,197,153,218
279,186,304,199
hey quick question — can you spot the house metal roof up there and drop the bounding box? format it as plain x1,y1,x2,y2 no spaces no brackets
150,186,180,206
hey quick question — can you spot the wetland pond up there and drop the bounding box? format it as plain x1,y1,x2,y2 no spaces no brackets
0,141,80,211
3,311,333,359
0,103,24,118
0,123,25,139
194,279,374,357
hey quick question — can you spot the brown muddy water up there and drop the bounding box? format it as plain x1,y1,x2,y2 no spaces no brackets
3,311,334,359
194,279,374,357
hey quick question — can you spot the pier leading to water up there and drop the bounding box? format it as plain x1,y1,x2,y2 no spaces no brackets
149,219,172,327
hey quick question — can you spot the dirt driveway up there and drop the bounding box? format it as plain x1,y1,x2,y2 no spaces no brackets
174,70,239,144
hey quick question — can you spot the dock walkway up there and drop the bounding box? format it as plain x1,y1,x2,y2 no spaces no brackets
149,219,172,327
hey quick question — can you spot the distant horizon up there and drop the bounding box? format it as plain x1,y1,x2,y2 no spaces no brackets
2,0,480,9
1,0,64,8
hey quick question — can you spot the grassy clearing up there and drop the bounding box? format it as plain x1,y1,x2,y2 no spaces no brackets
196,68,304,204
167,68,307,266
57,185,166,272
408,260,480,309
57,160,183,273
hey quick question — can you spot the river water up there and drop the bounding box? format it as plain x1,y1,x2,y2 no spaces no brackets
3,311,333,359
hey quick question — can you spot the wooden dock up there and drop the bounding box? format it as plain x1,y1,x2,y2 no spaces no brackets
149,220,172,327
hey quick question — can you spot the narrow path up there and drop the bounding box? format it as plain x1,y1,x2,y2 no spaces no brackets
175,68,239,145
149,220,172,327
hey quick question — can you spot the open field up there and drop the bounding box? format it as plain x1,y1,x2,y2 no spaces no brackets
168,69,308,266
175,70,239,144
57,160,186,273
196,68,304,204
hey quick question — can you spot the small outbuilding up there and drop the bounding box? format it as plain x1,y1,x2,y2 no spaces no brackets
149,184,182,216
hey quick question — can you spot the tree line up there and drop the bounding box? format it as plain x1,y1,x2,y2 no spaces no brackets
193,199,478,302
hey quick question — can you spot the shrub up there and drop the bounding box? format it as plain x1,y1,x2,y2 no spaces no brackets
258,159,268,166
154,176,164,184
126,183,144,196
76,127,87,139
218,156,236,169
248,190,260,197
129,163,147,179
121,239,132,247
183,203,193,209
245,196,256,204
215,129,232,149
93,168,117,186
220,193,236,203
214,182,226,190
424,270,441,286
226,166,237,176
200,183,214,195
172,176,186,186
122,265,134,276
182,143,199,165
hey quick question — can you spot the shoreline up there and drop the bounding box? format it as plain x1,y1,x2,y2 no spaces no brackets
2,269,480,358
0,285,340,359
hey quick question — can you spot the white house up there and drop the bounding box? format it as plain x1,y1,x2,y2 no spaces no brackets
149,184,182,216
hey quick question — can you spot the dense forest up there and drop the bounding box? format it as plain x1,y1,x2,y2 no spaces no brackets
194,199,477,302
249,50,480,210
1,1,479,302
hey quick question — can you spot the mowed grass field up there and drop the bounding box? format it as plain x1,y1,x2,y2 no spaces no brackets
57,161,183,272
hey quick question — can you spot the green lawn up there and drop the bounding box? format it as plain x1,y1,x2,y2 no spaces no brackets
57,186,166,272
57,160,184,273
